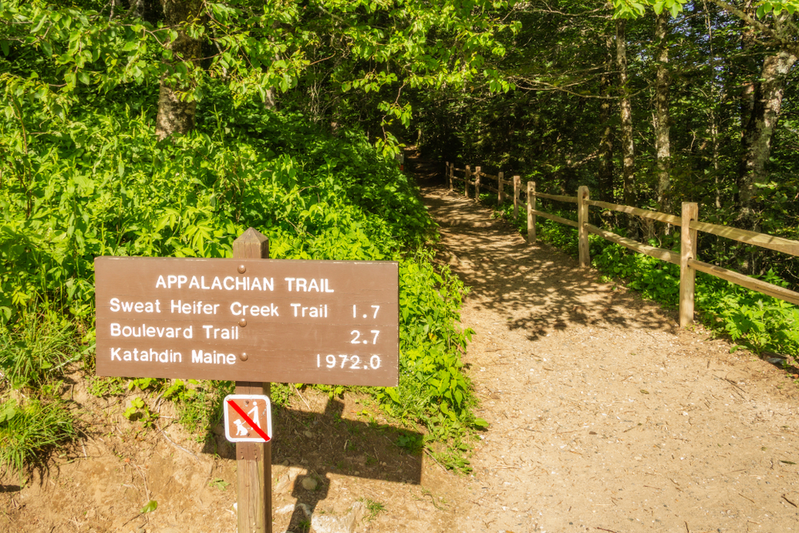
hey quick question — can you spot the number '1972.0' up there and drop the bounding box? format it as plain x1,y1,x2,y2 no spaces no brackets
317,354,381,370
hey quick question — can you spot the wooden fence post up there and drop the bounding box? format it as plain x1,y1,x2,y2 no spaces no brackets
446,162,451,190
474,166,481,201
680,202,699,327
527,181,536,243
465,165,471,198
513,176,520,219
497,171,504,206
577,185,590,268
232,228,272,533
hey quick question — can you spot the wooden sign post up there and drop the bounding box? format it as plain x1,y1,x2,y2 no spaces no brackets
94,228,399,533
233,228,271,533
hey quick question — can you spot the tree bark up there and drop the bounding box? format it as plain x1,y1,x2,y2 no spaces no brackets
155,0,204,141
738,48,797,218
616,19,636,209
598,30,615,203
654,11,671,214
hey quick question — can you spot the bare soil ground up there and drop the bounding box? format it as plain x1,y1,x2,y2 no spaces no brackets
425,184,799,533
3,181,799,533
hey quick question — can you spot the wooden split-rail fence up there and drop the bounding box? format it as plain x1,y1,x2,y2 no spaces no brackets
445,162,799,328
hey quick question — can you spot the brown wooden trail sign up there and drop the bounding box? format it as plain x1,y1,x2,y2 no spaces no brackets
94,255,399,387
94,227,400,533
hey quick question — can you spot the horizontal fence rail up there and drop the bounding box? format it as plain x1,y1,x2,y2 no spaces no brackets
446,161,799,327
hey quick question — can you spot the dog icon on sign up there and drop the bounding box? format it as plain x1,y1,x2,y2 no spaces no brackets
234,419,248,436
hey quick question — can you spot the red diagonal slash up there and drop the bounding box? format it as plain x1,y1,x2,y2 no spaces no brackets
227,400,271,442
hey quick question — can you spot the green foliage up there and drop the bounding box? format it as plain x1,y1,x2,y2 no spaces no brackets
209,478,230,491
360,497,386,520
0,84,478,471
0,396,76,478
0,310,78,389
123,397,159,428
695,273,799,357
593,243,680,306
592,241,799,358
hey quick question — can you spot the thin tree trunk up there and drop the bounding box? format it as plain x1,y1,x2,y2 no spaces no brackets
156,0,204,141
598,31,615,203
654,11,671,215
735,0,758,208
738,48,797,219
703,1,722,209
616,19,636,210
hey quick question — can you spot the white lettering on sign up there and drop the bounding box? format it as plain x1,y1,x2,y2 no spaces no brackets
229,302,279,317
170,300,220,315
110,323,193,339
202,325,239,339
316,353,382,370
191,349,237,365
155,275,274,291
284,278,334,292
109,298,162,313
289,303,328,318
110,347,182,363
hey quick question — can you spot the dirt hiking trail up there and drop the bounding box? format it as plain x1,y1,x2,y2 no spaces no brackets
422,184,799,533
3,183,799,533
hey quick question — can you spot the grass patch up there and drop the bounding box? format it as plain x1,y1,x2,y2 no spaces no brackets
0,397,76,479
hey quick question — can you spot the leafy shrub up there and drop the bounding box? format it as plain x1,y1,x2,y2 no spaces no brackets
1,86,477,471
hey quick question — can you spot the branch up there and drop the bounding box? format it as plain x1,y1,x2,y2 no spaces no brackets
707,0,780,41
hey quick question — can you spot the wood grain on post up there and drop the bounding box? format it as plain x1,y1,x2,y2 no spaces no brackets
475,166,481,201
577,186,590,268
680,203,699,328
513,176,520,219
497,171,504,205
232,228,272,533
448,162,454,191
527,181,536,243
465,165,471,198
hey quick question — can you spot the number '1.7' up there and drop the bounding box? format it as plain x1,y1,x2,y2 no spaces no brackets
354,305,380,318
317,354,382,370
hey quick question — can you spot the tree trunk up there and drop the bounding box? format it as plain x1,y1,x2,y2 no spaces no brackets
155,0,204,141
598,31,615,203
738,48,797,218
654,11,671,214
616,19,636,209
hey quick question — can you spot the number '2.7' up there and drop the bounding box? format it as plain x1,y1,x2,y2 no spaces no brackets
317,354,381,370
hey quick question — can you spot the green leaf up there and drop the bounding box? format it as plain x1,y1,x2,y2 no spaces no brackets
473,418,489,429
384,387,400,403
141,500,158,514
0,400,19,424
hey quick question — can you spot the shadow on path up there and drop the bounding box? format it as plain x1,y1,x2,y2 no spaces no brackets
420,185,677,341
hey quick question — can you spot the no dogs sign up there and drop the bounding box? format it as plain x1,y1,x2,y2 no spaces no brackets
223,394,272,443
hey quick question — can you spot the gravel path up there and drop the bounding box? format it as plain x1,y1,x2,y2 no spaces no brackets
421,185,799,533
